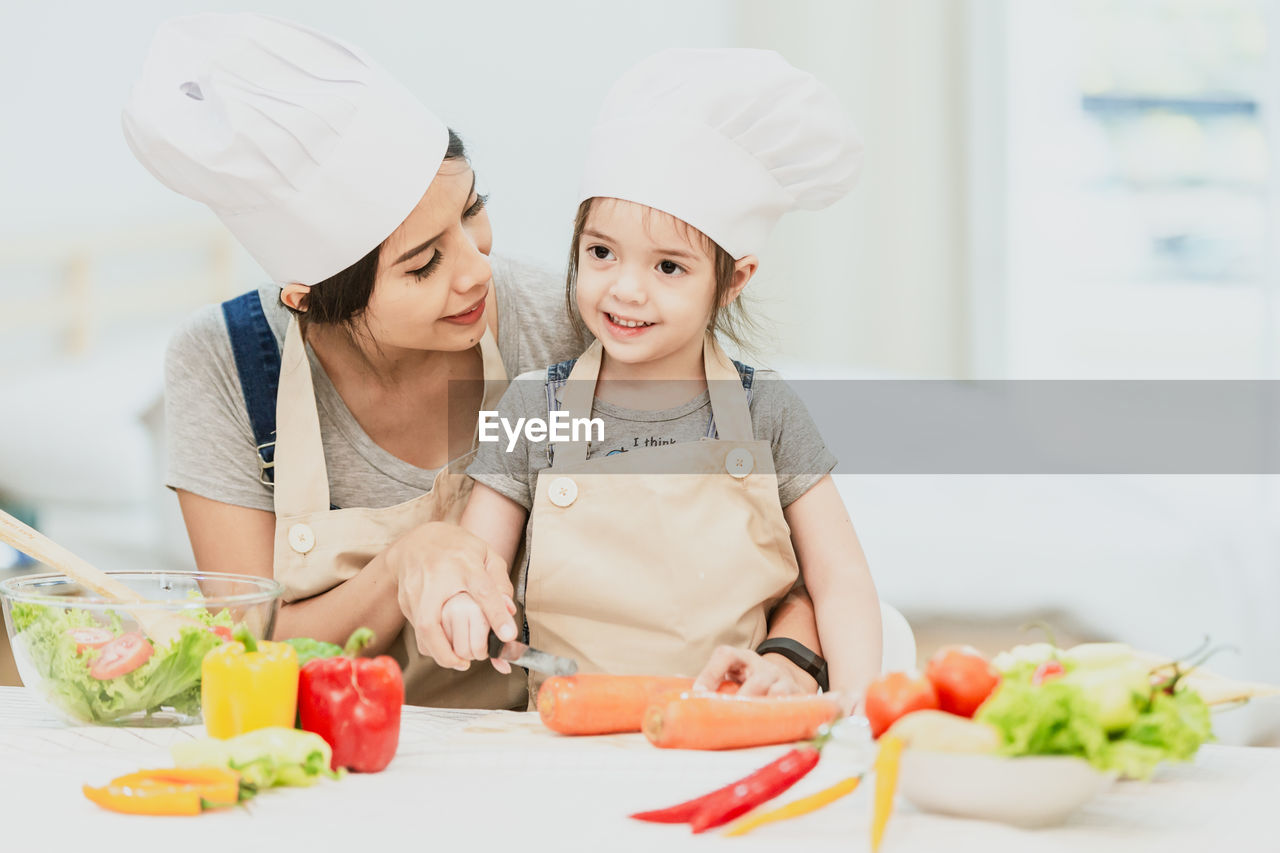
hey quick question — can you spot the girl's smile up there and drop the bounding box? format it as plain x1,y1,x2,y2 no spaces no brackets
603,311,657,337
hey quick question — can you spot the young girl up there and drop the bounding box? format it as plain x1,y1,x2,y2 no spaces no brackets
446,48,882,702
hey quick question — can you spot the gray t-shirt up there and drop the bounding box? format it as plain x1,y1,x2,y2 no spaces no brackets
164,255,586,511
468,367,837,511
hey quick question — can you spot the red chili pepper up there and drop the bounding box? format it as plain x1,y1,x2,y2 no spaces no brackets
632,787,728,824
297,629,404,773
631,746,822,834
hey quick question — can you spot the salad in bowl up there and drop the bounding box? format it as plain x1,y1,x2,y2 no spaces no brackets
1,571,282,725
864,639,1277,836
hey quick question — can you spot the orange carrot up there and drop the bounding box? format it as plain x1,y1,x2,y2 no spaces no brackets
643,693,841,750
539,675,701,735
538,675,738,735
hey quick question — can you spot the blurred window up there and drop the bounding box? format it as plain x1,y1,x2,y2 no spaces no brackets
1003,0,1277,377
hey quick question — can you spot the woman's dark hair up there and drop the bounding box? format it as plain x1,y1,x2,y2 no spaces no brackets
565,197,757,350
283,129,470,331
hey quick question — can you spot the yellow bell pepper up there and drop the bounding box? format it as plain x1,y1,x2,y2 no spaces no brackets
83,766,243,816
201,626,299,739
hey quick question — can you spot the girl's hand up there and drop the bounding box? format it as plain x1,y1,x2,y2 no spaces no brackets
693,645,819,697
440,592,516,674
390,521,518,669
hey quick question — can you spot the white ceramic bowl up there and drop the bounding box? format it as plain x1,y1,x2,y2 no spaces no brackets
897,749,1116,828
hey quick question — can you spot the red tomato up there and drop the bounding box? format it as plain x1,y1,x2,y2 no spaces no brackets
1032,659,1065,685
210,625,234,642
925,647,1001,718
88,632,154,680
67,627,114,655
864,672,940,738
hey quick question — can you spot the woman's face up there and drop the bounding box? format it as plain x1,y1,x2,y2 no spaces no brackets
364,159,494,353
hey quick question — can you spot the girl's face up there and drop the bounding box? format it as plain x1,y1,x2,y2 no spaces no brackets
575,199,719,372
364,159,493,353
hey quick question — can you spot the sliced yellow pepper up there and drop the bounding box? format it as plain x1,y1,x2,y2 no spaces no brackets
83,766,242,816
201,626,298,739
723,775,862,836
871,735,904,852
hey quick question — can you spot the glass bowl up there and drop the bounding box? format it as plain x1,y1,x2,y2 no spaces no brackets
0,571,282,726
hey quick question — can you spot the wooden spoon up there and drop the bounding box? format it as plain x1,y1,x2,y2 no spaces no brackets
0,508,196,646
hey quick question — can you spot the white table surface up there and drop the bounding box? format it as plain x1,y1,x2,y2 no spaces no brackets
0,685,1276,852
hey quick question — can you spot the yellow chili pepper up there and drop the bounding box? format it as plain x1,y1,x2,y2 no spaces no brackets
201,626,299,739
723,775,862,837
871,735,904,852
83,766,242,816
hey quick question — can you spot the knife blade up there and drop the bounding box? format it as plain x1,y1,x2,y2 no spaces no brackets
487,631,579,677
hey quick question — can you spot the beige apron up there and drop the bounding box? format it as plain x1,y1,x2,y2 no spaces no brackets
524,336,800,695
271,314,526,709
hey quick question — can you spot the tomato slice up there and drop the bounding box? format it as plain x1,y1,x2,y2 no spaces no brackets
67,627,114,655
1032,659,1065,685
88,632,154,680
211,625,233,642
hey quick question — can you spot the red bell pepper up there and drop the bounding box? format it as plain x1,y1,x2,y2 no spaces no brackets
297,629,404,773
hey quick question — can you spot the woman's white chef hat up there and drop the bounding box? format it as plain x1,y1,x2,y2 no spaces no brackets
121,14,448,285
578,48,862,260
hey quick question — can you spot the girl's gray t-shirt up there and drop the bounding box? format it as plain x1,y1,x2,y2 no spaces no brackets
164,255,587,511
468,369,837,512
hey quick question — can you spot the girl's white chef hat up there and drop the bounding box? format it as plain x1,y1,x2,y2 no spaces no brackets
121,14,448,285
578,48,862,260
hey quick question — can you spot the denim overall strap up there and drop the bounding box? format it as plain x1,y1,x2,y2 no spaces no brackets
221,291,280,486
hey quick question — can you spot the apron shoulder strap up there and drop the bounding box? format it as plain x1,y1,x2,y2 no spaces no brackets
703,336,755,442
705,359,755,440
221,290,280,486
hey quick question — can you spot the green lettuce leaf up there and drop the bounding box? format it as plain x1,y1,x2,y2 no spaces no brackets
282,637,343,667
977,678,1111,765
976,670,1213,778
1122,689,1212,763
9,602,233,723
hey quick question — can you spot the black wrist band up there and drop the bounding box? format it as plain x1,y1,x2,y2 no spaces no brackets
755,638,829,692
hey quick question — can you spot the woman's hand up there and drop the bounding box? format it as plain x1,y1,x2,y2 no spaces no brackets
692,645,819,697
390,521,518,670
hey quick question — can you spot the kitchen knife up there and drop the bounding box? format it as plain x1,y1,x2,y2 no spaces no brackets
487,631,579,676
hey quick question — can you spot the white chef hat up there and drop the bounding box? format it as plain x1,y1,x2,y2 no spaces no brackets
122,13,448,285
578,48,862,260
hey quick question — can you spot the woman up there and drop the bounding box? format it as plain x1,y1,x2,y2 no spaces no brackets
123,13,824,708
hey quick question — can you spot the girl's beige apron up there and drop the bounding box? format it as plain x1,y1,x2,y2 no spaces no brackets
270,314,525,709
523,336,799,695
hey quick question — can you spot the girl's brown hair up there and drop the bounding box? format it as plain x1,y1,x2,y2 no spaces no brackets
565,198,757,351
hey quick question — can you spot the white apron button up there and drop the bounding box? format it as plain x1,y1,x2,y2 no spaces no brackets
725,448,754,478
548,477,579,507
288,523,315,554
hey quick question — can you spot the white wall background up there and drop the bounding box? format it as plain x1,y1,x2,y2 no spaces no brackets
0,0,971,377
